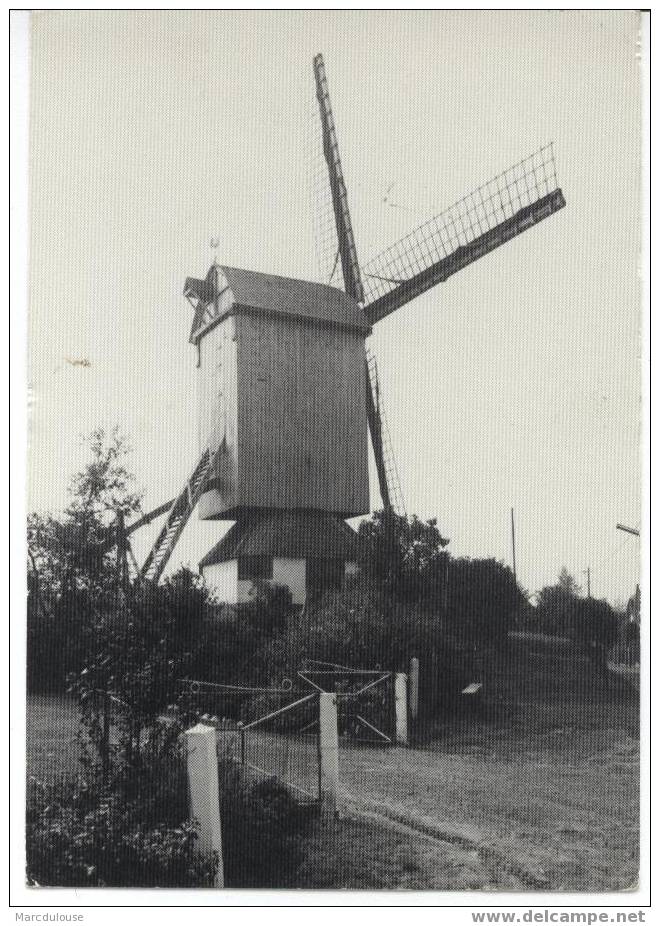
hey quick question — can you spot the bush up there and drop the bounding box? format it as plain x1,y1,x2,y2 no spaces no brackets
26,776,217,888
27,566,215,696
27,588,89,693
447,557,522,646
256,577,476,716
572,597,620,649
26,718,219,888
26,738,311,888
27,800,216,888
218,763,310,888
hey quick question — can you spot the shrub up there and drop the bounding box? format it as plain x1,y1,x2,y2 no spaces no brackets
218,763,309,888
26,776,217,888
571,596,620,653
26,709,220,888
256,577,475,716
447,556,523,646
27,738,310,888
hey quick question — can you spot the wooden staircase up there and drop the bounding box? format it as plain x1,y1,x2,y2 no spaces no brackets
140,448,216,584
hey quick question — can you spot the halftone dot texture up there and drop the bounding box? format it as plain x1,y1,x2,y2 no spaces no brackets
26,11,641,891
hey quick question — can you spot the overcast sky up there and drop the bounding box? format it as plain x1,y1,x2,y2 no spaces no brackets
27,10,642,605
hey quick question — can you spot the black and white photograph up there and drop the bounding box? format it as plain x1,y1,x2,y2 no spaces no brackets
14,9,646,902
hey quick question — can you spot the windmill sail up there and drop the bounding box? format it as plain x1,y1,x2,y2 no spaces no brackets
362,144,565,325
312,53,398,512
366,350,405,516
312,53,364,302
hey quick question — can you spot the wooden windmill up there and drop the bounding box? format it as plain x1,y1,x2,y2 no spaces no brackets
119,53,565,605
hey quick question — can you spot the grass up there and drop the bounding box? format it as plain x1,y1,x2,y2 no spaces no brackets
337,632,639,891
26,694,508,889
338,709,638,891
26,694,80,785
26,634,639,891
284,814,521,890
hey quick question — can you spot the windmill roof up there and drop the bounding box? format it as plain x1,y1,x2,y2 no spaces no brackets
199,510,361,567
186,265,370,343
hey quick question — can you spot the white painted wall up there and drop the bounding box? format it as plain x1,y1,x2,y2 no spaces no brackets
202,559,253,605
203,557,356,607
202,559,238,603
273,557,306,606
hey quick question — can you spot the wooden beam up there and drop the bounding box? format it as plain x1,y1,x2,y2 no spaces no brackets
616,524,640,537
365,361,391,510
313,53,364,303
364,189,566,325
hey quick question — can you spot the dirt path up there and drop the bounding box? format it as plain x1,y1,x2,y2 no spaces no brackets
338,735,639,892
27,691,639,891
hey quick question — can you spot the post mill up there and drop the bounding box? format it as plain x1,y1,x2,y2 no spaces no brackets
186,265,370,605
112,53,565,607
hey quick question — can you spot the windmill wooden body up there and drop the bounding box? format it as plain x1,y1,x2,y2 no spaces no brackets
122,53,565,607
184,265,370,604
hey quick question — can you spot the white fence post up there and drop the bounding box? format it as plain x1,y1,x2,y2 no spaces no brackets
318,692,339,817
409,657,420,722
394,672,408,745
183,723,224,888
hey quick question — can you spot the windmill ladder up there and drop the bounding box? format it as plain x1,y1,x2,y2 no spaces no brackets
140,447,216,584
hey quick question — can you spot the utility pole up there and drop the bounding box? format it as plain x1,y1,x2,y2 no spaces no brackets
584,567,591,599
510,508,517,586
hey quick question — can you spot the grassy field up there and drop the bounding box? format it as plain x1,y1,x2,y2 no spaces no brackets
26,633,639,891
339,700,638,891
26,694,80,786
338,631,639,892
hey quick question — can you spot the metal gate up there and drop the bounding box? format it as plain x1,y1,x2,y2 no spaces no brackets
298,660,395,745
177,678,322,802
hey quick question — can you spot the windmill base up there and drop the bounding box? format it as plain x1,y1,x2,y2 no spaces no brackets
199,509,361,607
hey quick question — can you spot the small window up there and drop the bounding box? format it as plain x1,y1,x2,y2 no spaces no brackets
237,555,273,581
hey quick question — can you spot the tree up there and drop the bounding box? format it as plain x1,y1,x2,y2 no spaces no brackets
535,568,620,662
558,566,582,597
572,596,619,650
357,509,449,602
27,428,141,598
356,510,522,645
626,585,641,625
70,568,215,781
535,567,582,636
447,557,524,646
27,429,143,691
26,429,224,885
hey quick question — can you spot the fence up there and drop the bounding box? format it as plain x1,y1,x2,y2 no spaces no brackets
177,677,297,726
227,693,321,803
177,678,326,804
297,660,408,745
181,692,340,887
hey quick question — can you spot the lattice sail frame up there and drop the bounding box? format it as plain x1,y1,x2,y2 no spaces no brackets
362,143,562,311
366,348,406,517
306,104,343,288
